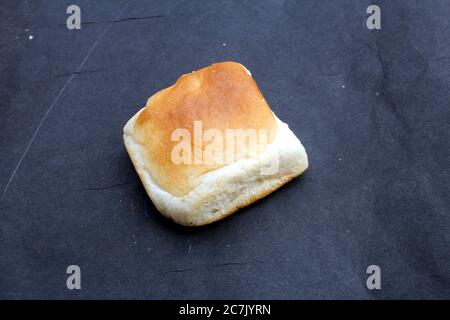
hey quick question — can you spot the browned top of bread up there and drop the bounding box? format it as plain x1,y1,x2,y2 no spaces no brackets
132,61,277,196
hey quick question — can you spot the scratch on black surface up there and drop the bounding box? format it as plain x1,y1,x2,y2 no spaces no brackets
0,204,15,211
374,42,389,98
0,1,132,205
153,267,196,276
53,69,103,78
152,260,263,277
58,15,165,27
429,55,450,62
206,261,261,268
143,200,151,218
372,40,418,154
84,182,135,190
374,40,404,124
131,200,136,215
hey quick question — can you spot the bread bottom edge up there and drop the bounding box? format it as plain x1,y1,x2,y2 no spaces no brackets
182,168,306,227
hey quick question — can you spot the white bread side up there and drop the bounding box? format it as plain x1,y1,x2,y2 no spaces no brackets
123,109,308,226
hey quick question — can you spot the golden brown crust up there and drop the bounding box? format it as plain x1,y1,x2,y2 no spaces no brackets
132,61,277,196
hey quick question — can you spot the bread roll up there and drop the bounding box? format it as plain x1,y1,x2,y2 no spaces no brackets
123,61,308,226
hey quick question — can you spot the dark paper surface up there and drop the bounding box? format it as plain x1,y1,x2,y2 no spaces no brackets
0,0,449,299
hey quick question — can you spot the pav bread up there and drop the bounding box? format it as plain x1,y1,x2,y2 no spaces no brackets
123,61,308,226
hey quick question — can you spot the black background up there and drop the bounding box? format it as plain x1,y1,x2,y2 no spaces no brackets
0,0,449,299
